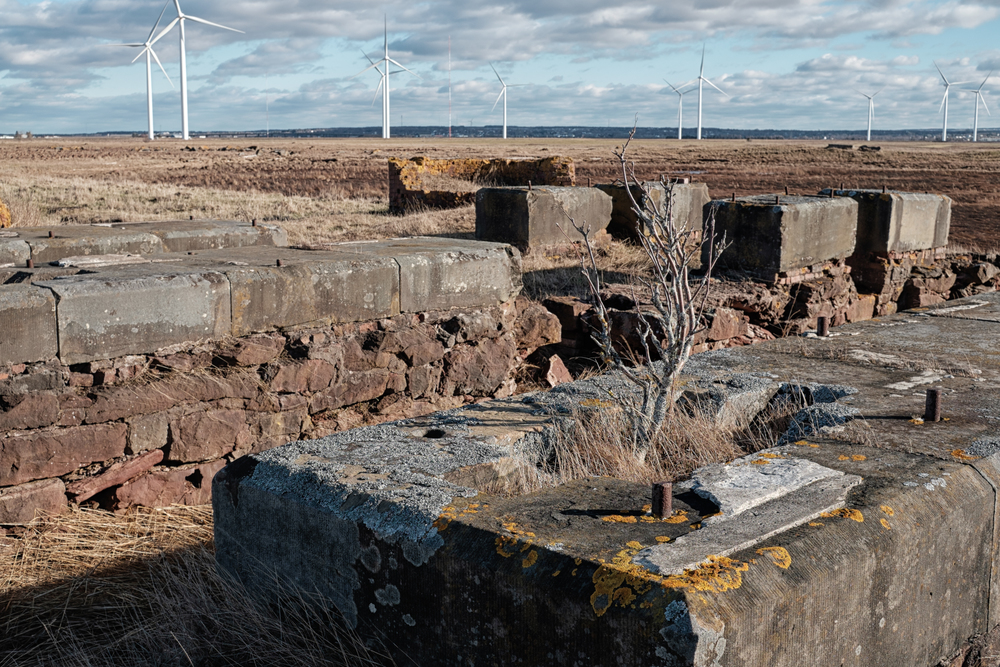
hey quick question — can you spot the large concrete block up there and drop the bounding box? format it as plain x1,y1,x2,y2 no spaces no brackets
20,226,165,264
335,237,522,312
180,247,400,336
475,186,612,249
139,220,289,252
597,181,710,241
0,285,58,365
819,188,951,253
709,194,858,276
36,267,232,364
0,237,30,267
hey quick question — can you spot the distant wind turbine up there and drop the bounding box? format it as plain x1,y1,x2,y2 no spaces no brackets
664,79,694,140
964,71,993,142
694,45,728,140
859,89,881,142
935,62,970,143
352,17,419,139
490,63,524,140
153,0,243,141
109,2,173,141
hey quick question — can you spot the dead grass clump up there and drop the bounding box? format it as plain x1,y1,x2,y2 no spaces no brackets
0,505,390,667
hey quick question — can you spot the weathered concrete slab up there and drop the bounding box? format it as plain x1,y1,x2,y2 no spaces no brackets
922,291,1000,323
820,188,951,252
709,195,858,276
0,237,30,267
335,237,522,312
178,247,400,335
0,285,58,365
141,220,288,252
36,267,232,364
597,181,710,241
21,226,165,265
475,185,612,249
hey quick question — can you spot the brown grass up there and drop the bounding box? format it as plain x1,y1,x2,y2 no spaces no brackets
0,506,390,667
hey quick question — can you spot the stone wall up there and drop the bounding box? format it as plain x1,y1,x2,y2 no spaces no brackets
388,156,575,212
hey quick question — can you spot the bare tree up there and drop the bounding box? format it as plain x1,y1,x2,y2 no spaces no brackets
573,127,726,461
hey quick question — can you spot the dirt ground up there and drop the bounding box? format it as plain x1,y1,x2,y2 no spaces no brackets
1,136,999,249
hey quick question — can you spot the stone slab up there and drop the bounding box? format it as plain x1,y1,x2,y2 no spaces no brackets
0,478,66,524
20,226,165,265
140,219,289,252
334,237,522,312
36,267,232,364
709,194,858,276
923,292,1000,323
0,285,58,365
820,188,951,253
0,238,30,267
475,185,612,248
597,181,710,241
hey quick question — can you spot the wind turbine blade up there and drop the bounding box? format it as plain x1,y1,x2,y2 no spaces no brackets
387,58,419,77
131,48,150,64
150,17,179,46
185,15,244,33
983,94,992,116
351,59,383,79
147,1,170,42
700,44,705,77
490,62,505,86
704,78,728,96
934,61,949,85
873,87,884,97
981,70,995,91
107,43,145,47
939,89,948,113
149,47,174,88
663,79,682,94
371,78,384,106
492,88,504,112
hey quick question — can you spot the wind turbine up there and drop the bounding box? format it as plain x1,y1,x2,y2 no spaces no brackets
664,79,694,140
153,0,243,141
935,62,969,142
110,2,173,141
859,89,881,142
694,45,728,140
490,63,524,140
964,71,993,142
352,18,419,139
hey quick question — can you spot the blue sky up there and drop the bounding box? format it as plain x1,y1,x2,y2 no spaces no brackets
1,0,999,134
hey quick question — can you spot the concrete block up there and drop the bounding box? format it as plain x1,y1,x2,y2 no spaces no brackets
335,237,522,312
20,226,165,265
0,478,66,524
597,181,710,241
475,186,612,249
36,267,232,365
820,188,951,253
0,285,58,365
709,194,858,276
141,219,289,252
0,238,30,267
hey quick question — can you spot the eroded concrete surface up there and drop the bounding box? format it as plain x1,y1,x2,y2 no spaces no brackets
214,292,1000,667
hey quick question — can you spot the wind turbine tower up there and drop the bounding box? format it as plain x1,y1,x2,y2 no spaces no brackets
111,2,173,141
934,62,969,143
694,45,727,140
664,79,694,140
353,18,419,139
490,63,523,140
860,89,881,142
964,71,993,142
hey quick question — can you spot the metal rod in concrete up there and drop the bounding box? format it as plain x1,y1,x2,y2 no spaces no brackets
925,388,942,422
817,316,830,337
48,231,54,238
276,259,284,267
26,259,33,269
652,481,672,519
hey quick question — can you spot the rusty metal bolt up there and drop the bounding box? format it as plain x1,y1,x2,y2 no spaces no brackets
839,182,844,191
48,230,54,238
775,195,780,205
882,185,888,193
276,259,284,267
817,316,830,337
731,192,736,202
189,215,194,220
26,259,34,269
652,481,673,519
924,388,942,422
251,219,257,227
784,185,789,195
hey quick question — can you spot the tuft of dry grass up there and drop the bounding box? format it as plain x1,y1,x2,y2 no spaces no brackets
0,505,391,667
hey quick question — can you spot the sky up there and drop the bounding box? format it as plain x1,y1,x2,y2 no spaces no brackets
1,0,1000,134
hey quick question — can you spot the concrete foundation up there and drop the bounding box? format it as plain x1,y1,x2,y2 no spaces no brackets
709,195,858,279
475,186,612,250
819,188,951,254
597,181,710,241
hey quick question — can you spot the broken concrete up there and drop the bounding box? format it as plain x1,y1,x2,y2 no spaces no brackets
596,181,710,242
475,186,612,250
820,188,951,254
0,285,58,365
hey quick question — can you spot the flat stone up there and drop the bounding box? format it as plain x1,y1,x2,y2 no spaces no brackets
141,219,288,252
335,237,522,312
0,238,30,267
65,448,164,502
710,194,858,276
0,285,58,365
36,266,232,365
680,373,778,430
475,185,612,249
821,188,951,253
21,226,165,265
0,478,66,524
0,423,126,486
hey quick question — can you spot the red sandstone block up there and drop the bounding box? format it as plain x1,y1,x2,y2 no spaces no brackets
66,449,165,502
113,459,225,509
85,372,260,423
0,392,60,430
166,409,253,463
0,478,66,524
0,423,126,486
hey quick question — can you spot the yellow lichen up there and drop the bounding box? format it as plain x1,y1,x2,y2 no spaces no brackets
838,455,850,461
951,449,977,461
880,518,891,530
756,546,792,569
655,536,671,543
641,504,652,512
852,455,867,461
522,550,538,568
662,510,689,524
909,418,924,425
880,505,895,517
495,519,536,558
580,398,615,408
808,522,824,527
794,440,811,446
820,508,864,522
758,452,784,459
601,515,638,524
751,459,771,465
626,540,642,550
571,568,578,576
552,570,561,577
661,556,750,593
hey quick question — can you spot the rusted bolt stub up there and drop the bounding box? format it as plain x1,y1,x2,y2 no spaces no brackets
784,185,789,195
924,388,943,422
26,259,34,269
817,316,830,337
276,259,284,267
652,481,673,519
48,230,54,238
251,219,258,227
775,195,780,205
189,215,194,220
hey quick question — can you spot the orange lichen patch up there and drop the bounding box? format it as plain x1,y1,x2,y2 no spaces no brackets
522,550,539,568
793,440,812,446
552,570,561,577
0,199,10,229
495,519,537,558
662,510,689,524
838,455,850,461
758,452,785,459
751,459,771,465
690,523,702,530
820,508,864,522
601,514,638,524
661,556,750,594
809,444,820,448
851,455,867,461
571,569,578,576
756,546,792,569
880,519,891,530
880,505,895,517
626,540,642,550
580,398,615,409
808,522,824,527
434,504,481,531
909,418,924,425
951,449,977,461
590,541,652,617
655,536,671,543
642,504,652,513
